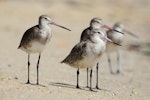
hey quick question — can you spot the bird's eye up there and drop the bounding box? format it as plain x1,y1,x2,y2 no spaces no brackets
44,17,47,20
98,32,101,34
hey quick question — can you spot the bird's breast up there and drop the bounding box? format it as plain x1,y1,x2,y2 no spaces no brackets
92,40,106,53
86,41,105,59
39,29,52,44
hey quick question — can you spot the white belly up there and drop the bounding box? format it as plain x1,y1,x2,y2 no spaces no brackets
75,54,100,68
20,41,46,53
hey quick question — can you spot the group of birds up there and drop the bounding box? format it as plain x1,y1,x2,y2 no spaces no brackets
18,15,137,91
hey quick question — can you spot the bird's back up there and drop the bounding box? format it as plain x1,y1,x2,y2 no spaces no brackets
80,27,91,42
18,25,39,48
18,25,51,53
61,41,87,66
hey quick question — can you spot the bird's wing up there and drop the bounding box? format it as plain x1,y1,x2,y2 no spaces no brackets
80,27,91,42
61,42,87,64
18,25,40,48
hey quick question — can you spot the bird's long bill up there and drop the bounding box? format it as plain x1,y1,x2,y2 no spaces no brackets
105,36,122,46
123,29,138,38
102,25,124,34
101,24,113,30
51,22,71,31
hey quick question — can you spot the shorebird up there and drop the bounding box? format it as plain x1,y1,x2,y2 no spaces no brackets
61,18,120,91
18,15,71,85
106,22,138,74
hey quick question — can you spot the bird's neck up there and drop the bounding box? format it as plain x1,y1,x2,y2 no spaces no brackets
39,23,49,29
90,25,101,29
38,20,49,28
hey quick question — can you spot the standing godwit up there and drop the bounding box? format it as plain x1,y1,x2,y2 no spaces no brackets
61,18,119,91
18,15,71,85
106,22,138,74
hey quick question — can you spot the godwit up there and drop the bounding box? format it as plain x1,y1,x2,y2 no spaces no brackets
106,22,138,74
18,15,71,85
61,18,119,91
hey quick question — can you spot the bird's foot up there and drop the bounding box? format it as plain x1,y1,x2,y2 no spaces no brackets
89,88,97,92
36,82,39,85
116,70,124,75
76,85,80,89
89,87,93,91
116,70,120,74
26,80,30,84
96,85,101,90
86,85,90,88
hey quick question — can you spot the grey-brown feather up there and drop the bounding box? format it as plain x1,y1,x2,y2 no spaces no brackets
80,27,91,42
18,25,50,49
61,42,87,66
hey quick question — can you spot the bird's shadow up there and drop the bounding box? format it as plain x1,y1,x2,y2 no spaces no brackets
93,87,116,94
49,82,113,93
49,82,89,91
20,82,46,87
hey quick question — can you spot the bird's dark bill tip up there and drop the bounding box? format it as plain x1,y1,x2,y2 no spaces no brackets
114,30,124,34
114,42,122,46
62,27,71,31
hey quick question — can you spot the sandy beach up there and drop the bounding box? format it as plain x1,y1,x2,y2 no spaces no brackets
0,0,150,100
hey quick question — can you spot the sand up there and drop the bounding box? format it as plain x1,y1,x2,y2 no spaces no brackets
0,0,150,100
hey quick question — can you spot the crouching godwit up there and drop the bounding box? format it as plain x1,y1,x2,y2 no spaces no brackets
61,18,120,91
18,15,71,85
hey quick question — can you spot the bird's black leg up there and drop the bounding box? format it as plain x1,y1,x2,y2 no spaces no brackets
86,68,89,88
107,53,114,74
36,53,41,85
116,50,121,74
76,68,80,88
96,63,100,89
26,54,30,84
89,69,93,91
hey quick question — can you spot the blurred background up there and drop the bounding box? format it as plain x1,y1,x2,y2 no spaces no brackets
0,0,150,53
0,0,150,100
